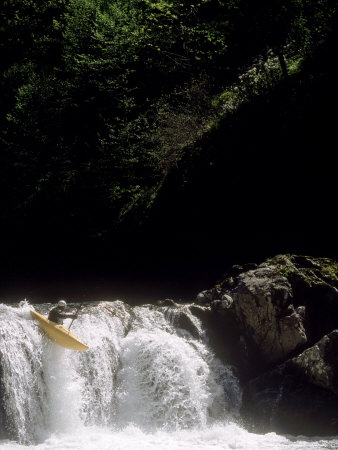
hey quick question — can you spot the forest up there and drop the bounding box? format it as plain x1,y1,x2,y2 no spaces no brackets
1,0,337,267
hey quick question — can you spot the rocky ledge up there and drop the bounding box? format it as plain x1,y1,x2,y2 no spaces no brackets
193,254,338,436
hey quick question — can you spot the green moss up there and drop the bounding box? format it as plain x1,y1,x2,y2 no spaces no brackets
317,259,338,284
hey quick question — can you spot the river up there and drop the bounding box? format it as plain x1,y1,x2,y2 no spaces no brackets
0,302,337,449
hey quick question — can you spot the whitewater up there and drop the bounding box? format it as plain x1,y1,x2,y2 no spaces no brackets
0,301,337,450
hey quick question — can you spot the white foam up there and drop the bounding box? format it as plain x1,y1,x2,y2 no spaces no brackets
1,425,337,450
0,302,337,450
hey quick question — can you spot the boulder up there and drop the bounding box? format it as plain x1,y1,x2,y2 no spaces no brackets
191,254,338,435
287,329,338,395
231,265,307,366
157,299,177,307
168,305,202,339
194,254,338,381
240,330,338,436
196,288,221,305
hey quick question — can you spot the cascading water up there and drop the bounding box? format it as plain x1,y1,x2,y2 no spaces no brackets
0,301,337,450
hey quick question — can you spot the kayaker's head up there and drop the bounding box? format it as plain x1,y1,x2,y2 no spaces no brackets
58,299,67,310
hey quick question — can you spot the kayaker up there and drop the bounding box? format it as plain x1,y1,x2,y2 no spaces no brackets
48,300,78,325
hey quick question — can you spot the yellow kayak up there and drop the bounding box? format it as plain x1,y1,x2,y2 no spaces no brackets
30,310,89,351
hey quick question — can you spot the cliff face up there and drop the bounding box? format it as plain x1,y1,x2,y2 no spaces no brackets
193,254,338,435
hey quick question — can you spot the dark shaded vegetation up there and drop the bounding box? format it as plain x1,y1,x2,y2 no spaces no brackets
0,0,337,272
150,28,338,237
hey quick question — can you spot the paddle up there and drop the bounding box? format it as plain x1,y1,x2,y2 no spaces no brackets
68,302,84,331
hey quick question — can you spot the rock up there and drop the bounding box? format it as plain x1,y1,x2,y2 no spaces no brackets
191,254,338,435
157,298,177,307
174,310,201,339
162,304,202,339
241,365,338,436
195,290,214,304
189,304,211,319
210,294,233,310
195,288,221,304
194,254,338,381
287,329,338,395
98,300,133,334
240,330,338,436
221,294,233,309
286,262,338,342
231,266,307,367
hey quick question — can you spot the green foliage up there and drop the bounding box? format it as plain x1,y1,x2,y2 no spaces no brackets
0,0,337,238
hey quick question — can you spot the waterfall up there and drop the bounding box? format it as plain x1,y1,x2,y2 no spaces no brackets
0,300,241,445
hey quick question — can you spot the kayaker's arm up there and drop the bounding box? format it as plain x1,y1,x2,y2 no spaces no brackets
59,311,77,319
48,303,77,324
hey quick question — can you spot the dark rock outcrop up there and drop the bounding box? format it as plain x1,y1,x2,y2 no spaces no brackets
240,330,338,436
195,254,338,379
193,254,338,435
161,303,202,339
287,329,338,395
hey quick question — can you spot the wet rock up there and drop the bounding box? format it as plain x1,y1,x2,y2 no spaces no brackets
240,330,338,436
195,288,220,304
194,254,338,381
287,329,338,395
157,299,177,307
191,254,338,435
210,294,234,310
98,300,133,334
195,290,212,304
189,304,211,322
173,308,201,339
231,266,307,366
241,366,338,436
